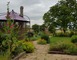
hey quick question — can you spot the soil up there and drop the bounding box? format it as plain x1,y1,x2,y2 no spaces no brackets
19,41,77,60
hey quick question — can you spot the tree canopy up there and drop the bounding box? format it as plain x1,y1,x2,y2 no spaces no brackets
43,0,77,33
32,24,40,33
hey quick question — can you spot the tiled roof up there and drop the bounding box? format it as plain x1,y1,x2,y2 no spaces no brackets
0,10,29,22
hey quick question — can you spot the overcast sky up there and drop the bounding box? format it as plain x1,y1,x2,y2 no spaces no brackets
0,0,58,26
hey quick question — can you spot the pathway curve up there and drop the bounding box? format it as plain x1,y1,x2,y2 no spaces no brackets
19,41,77,60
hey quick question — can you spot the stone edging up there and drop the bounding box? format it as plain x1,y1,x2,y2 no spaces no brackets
48,51,65,54
12,52,26,60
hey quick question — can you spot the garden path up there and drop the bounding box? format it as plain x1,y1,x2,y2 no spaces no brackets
19,41,77,60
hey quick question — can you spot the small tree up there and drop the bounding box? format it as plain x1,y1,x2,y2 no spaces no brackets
48,24,55,33
32,24,40,33
4,19,18,60
40,24,46,31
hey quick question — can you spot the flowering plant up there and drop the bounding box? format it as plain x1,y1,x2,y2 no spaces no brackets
0,16,19,60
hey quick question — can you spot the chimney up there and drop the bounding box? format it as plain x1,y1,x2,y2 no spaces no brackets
20,6,24,17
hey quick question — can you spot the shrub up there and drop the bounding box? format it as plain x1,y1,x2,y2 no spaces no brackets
0,34,9,54
11,40,24,58
69,31,74,37
54,32,74,37
12,40,35,57
26,32,34,37
37,39,47,45
74,31,77,35
50,41,77,55
41,34,50,43
12,45,23,58
71,35,77,43
54,32,63,37
22,42,35,53
25,36,30,41
30,36,37,41
64,45,77,55
50,41,69,52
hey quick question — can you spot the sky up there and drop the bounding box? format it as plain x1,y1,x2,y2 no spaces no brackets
0,0,58,26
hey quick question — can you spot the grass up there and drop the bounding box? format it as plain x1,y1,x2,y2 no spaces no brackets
50,37,71,43
49,37,77,55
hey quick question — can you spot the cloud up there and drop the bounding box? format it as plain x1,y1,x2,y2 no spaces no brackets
0,0,58,26
31,19,44,26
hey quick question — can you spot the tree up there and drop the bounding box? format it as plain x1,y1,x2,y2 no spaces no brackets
40,24,46,31
32,24,40,33
43,0,77,33
48,24,55,33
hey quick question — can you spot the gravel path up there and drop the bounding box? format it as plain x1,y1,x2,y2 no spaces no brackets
19,41,77,60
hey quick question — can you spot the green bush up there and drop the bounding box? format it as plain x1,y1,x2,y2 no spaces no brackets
12,45,23,58
50,41,69,52
54,32,64,37
11,40,24,58
0,34,9,54
54,32,73,37
22,42,35,53
12,40,35,57
50,41,77,55
31,36,37,41
41,34,50,43
26,32,34,37
71,35,77,43
69,31,74,37
37,39,47,45
74,31,77,35
64,45,77,55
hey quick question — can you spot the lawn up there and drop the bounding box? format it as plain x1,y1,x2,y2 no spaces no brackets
49,37,77,55
50,37,71,43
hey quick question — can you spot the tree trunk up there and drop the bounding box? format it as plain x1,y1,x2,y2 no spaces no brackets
63,29,66,33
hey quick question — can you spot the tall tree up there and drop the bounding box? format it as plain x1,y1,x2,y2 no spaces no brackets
43,0,77,33
40,24,46,31
32,24,40,33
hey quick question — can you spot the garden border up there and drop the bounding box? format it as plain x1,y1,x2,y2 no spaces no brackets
48,51,77,56
12,52,26,60
48,51,65,54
